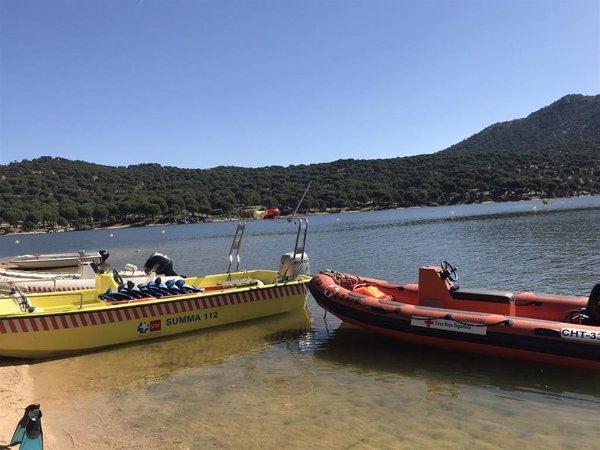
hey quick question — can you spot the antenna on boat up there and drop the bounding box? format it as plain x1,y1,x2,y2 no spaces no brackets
289,181,312,220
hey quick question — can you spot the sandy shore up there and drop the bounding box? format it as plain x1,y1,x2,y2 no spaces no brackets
0,363,64,448
0,363,34,443
0,361,167,449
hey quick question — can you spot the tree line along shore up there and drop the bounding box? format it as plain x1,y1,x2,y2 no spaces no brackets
1,146,598,235
2,95,598,235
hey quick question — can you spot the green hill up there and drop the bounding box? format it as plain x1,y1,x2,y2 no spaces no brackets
443,94,600,155
1,94,598,233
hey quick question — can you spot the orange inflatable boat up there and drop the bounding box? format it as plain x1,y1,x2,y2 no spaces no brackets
309,262,600,369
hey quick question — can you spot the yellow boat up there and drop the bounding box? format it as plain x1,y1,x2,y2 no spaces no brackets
0,220,311,359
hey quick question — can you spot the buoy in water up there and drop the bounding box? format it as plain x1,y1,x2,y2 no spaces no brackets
109,233,114,238
161,230,166,234
15,239,20,244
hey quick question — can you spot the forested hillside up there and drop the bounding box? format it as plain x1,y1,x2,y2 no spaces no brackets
1,94,598,233
444,94,600,155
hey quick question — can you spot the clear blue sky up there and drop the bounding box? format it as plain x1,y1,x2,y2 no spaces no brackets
0,0,598,169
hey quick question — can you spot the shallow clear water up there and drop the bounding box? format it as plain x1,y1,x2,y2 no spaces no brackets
1,197,600,449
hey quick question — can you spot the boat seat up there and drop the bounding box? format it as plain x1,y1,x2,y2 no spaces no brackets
450,287,514,304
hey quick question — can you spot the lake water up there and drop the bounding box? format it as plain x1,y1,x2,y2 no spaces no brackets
1,197,600,449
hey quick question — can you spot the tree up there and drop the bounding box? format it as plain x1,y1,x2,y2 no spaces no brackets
144,203,162,219
23,211,42,229
41,208,58,227
93,205,109,222
2,208,23,227
78,204,94,221
59,204,79,226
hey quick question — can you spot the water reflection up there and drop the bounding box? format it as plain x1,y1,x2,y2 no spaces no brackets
28,308,311,398
312,323,600,403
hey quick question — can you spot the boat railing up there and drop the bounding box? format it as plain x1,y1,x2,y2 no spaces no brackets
224,217,309,282
290,217,308,259
227,221,246,277
0,289,87,312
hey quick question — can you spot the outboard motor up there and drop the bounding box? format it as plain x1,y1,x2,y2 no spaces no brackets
584,283,600,325
99,249,110,264
278,251,310,282
143,252,178,276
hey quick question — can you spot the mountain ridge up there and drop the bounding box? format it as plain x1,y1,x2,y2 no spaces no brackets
441,94,600,155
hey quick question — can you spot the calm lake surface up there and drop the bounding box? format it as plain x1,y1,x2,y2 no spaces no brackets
1,197,600,449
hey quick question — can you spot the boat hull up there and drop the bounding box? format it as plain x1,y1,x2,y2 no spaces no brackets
309,272,600,370
10,255,102,270
0,276,309,358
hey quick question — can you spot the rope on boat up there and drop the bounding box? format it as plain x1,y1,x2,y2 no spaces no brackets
321,270,360,287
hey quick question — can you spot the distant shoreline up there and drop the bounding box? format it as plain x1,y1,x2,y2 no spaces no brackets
0,195,589,237
0,210,341,237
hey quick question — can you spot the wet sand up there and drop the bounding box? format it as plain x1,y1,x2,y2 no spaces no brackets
0,363,29,426
0,363,66,448
0,364,39,444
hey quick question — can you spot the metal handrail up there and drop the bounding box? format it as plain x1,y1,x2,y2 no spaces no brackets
0,290,87,311
227,221,246,275
291,217,308,259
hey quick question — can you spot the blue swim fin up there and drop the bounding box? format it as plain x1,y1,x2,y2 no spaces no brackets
18,407,43,450
7,404,39,447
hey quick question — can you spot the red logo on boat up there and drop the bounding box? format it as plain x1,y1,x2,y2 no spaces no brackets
424,319,434,328
150,320,162,332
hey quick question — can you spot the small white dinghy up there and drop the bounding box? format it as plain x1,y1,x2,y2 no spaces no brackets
8,250,109,269
0,263,142,293
0,253,178,293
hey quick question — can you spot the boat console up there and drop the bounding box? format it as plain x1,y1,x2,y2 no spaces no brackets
418,261,516,315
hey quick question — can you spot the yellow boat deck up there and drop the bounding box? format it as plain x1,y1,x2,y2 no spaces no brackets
0,270,298,316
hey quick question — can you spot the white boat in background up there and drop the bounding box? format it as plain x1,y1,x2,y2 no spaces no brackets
8,250,109,269
0,253,177,293
0,264,174,293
